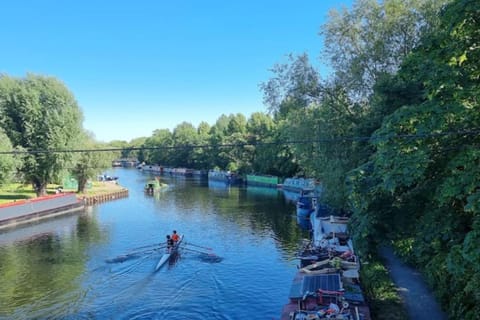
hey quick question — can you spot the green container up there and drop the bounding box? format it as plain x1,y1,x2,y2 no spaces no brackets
62,175,78,190
246,174,279,188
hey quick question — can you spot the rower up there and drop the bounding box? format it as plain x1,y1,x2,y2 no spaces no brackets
166,235,174,252
171,230,180,243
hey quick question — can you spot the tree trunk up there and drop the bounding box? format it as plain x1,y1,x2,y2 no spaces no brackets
34,181,47,197
77,177,88,194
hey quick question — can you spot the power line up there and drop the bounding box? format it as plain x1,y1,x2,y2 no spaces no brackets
0,129,479,155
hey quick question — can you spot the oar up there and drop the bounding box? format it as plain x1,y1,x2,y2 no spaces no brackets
106,245,166,264
184,242,213,251
131,242,163,251
182,246,218,256
125,244,166,257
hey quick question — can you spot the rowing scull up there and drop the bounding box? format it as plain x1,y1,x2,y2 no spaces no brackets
154,235,184,271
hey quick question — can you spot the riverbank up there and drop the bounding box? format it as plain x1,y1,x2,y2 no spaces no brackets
0,193,84,230
0,181,127,204
0,181,128,230
80,188,129,205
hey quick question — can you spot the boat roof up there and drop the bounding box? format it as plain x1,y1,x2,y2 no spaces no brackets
289,274,342,299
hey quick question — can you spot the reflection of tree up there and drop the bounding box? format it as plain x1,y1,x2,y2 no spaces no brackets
0,211,106,315
77,209,107,244
240,188,309,254
163,181,308,257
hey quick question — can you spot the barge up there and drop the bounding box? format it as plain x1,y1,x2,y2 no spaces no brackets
208,170,243,186
280,212,371,320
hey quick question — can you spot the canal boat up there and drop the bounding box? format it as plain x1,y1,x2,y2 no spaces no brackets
280,211,371,320
282,177,316,193
155,235,184,271
310,215,353,253
296,188,317,219
246,174,280,188
208,170,243,186
144,177,168,194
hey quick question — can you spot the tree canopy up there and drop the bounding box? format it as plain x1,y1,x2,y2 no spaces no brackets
0,74,84,195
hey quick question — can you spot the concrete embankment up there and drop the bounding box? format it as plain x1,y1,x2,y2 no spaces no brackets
0,193,84,230
0,189,129,230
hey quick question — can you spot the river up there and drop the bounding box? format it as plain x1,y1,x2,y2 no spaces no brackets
0,168,308,319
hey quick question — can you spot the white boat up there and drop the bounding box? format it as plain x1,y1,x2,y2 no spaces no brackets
310,214,354,253
155,235,184,271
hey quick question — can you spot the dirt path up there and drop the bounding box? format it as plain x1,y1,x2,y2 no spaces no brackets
379,246,448,320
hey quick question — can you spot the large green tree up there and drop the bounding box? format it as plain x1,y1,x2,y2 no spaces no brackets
259,0,448,209
208,114,235,170
260,54,319,178
171,122,198,168
0,74,84,196
348,0,480,317
192,121,211,169
246,112,288,175
260,53,321,119
322,0,447,103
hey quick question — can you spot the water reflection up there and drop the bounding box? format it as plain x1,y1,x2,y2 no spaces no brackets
0,213,79,247
0,168,308,319
0,209,106,318
282,189,300,204
296,214,312,231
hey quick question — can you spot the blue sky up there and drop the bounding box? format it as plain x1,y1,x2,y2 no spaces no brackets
1,1,352,142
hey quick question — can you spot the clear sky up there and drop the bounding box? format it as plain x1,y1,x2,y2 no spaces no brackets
1,0,352,142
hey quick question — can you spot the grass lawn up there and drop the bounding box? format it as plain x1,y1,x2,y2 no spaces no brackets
0,181,125,204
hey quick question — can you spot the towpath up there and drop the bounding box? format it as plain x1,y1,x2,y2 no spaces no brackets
379,246,448,320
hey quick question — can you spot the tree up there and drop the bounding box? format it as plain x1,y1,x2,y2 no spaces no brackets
192,121,211,169
321,0,446,103
222,114,249,172
127,136,148,163
209,114,234,170
258,1,449,208
143,129,173,165
0,74,83,196
260,54,321,178
71,132,113,193
107,140,128,161
0,128,19,185
260,53,320,119
347,0,480,317
171,122,198,167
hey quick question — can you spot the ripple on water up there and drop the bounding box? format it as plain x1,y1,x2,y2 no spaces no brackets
0,169,303,319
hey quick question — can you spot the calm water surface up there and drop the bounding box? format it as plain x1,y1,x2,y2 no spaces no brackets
0,168,307,319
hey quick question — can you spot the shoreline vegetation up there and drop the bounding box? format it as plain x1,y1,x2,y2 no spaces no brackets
0,181,126,205
360,256,409,320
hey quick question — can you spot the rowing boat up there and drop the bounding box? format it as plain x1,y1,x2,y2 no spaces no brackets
155,235,184,271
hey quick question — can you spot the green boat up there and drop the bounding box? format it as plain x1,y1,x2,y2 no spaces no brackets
144,178,168,194
246,174,280,188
